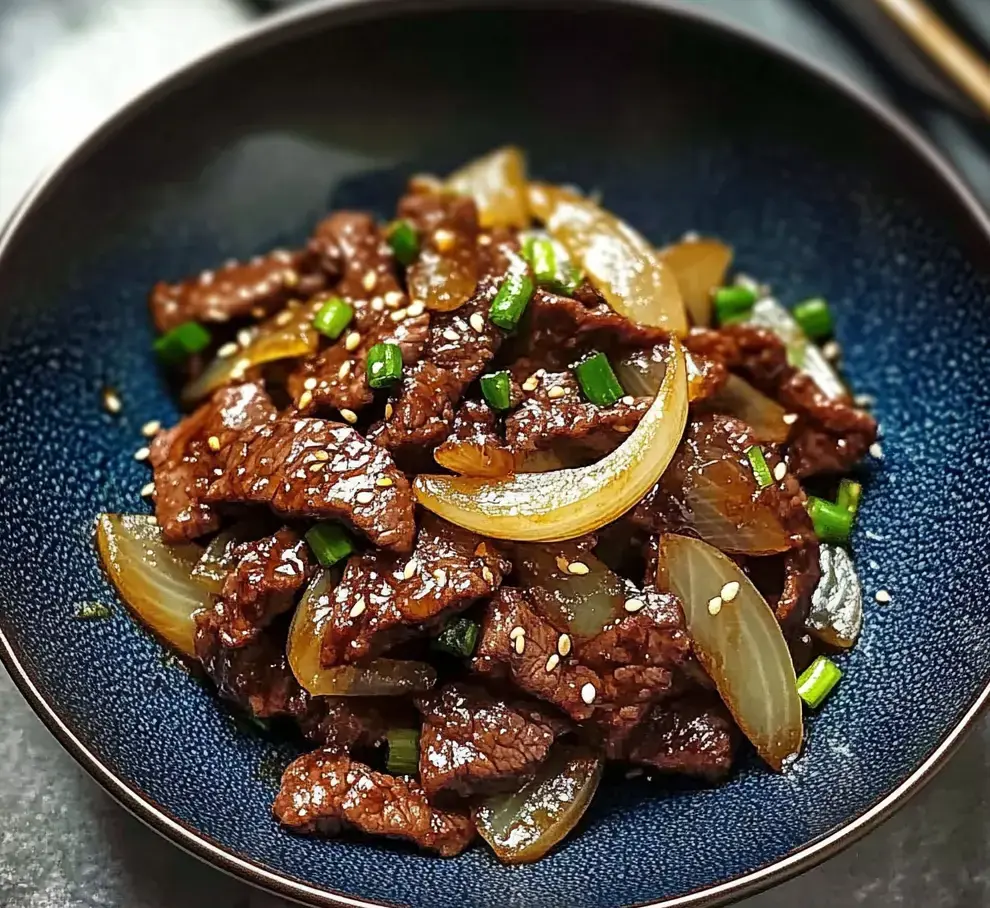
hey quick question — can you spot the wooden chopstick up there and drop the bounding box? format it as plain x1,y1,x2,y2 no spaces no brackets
872,0,990,119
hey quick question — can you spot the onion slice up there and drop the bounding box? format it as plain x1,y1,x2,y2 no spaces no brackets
708,374,790,444
95,513,207,658
658,533,803,770
658,237,732,327
528,182,686,335
287,570,436,696
474,745,604,864
808,544,863,648
445,146,530,229
414,340,688,541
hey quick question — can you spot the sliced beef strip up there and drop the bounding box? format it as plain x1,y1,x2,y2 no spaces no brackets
150,249,326,333
273,750,475,856
320,514,510,666
625,695,738,781
149,382,277,542
432,399,515,477
209,528,313,648
205,417,415,552
415,683,568,801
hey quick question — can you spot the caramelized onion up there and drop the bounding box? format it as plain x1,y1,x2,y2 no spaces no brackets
445,146,529,229
808,544,863,648
414,339,688,541
658,237,732,327
433,439,515,478
528,183,686,335
288,570,436,696
708,374,790,443
474,745,604,864
95,514,207,657
658,534,803,770
406,245,478,313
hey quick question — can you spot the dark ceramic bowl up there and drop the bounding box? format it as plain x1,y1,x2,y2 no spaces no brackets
2,1,989,906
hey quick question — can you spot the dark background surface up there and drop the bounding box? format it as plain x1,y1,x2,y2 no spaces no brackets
0,1,988,906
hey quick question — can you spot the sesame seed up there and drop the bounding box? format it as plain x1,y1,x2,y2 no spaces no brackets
340,408,358,424
338,361,352,379
482,566,494,583
237,328,254,347
207,435,221,452
384,290,404,308
304,377,318,390
102,388,122,414
545,653,560,672
782,413,799,425
309,461,326,473
580,683,597,705
509,626,526,641
141,420,161,437
854,393,875,408
567,561,590,576
344,331,362,351
434,228,456,252
442,328,460,342
362,270,377,292
870,442,884,459
478,233,492,245
134,446,150,462
140,482,155,498
514,634,526,655
875,589,891,604
547,386,566,400
621,395,635,405
146,515,158,525
282,270,299,288
371,297,385,312
275,309,293,326
822,340,842,361
433,569,447,585
773,461,787,481
376,476,393,487
217,341,239,358
298,390,314,410
371,361,384,375
557,634,571,656
624,598,645,613
522,376,540,392
403,559,419,580
720,581,740,602
230,359,250,380
385,403,394,419
555,555,570,573
314,450,330,461
469,312,486,333
406,301,425,317
349,600,367,618
708,596,723,616
390,308,408,323
356,490,374,504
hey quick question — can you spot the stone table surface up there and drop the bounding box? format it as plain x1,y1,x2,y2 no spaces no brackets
1,1,989,906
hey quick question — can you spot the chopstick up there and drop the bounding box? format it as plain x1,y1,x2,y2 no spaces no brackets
871,0,990,119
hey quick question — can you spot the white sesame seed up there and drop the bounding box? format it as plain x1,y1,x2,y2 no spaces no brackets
708,596,723,616
371,361,384,375
298,390,314,410
478,233,492,245
522,376,540,392
344,331,362,351
720,581,740,602
390,308,408,323
362,270,378,292
469,312,486,333
349,600,367,618
207,435,221,452
340,408,358,424
217,341,239,358
314,450,330,461
547,386,566,400
140,482,155,498
356,490,375,504
567,560,590,576
509,625,526,641
338,361,352,379
402,559,418,580
875,589,891,604
514,634,526,654
621,395,635,405
141,420,161,437
580,683,597,705
545,653,560,672
442,328,460,342
482,566,494,583
434,228,456,252
624,598,645,613
275,309,293,327
230,358,250,380
237,329,254,347
557,634,571,657
433,568,447,585
384,403,394,419
822,340,842,361
384,290,404,308
304,377,318,391
773,461,787,481
870,442,884,459
309,461,326,473
283,270,299,288
406,301,426,318
134,446,150,462
102,388,122,414
371,297,385,312
782,412,799,425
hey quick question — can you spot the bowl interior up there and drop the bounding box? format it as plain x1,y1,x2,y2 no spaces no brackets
1,4,990,908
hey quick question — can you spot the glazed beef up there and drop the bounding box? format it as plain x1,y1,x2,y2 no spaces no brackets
320,515,510,666
415,683,568,801
150,249,326,333
433,399,515,477
205,417,415,552
274,750,476,856
149,382,277,542
208,528,313,648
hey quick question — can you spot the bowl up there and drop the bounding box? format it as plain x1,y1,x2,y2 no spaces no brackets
2,1,989,906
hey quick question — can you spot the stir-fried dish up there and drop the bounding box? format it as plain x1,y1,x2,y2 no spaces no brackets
96,148,878,863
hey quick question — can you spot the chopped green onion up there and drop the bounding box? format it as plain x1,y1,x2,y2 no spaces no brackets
313,297,354,340
551,264,584,295
745,445,773,488
713,286,757,324
431,616,480,658
836,479,862,516
385,728,420,775
793,297,834,340
387,219,419,266
574,352,624,407
489,255,534,330
305,522,354,567
806,496,853,545
153,321,211,366
796,655,842,709
480,371,512,411
366,342,403,389
522,236,557,285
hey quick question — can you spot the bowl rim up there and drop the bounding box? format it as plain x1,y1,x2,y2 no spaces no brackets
2,1,989,906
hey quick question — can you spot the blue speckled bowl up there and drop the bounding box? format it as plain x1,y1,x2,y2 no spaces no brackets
2,2,989,906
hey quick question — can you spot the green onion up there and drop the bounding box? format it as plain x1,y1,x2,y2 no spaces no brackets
431,616,480,658
366,342,403,389
574,352,624,407
713,286,757,325
385,728,420,775
522,236,557,286
387,219,419,266
305,522,354,567
480,371,512,411
745,445,774,488
793,297,833,340
489,256,534,330
313,297,354,340
806,496,853,545
551,264,584,295
836,479,862,516
796,655,842,709
153,321,211,366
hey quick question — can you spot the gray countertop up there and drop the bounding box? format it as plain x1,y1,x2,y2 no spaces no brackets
2,1,989,906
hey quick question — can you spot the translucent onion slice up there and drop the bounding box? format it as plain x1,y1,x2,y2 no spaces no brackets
433,439,516,478
406,244,478,313
190,528,242,594
808,544,863,648
414,339,688,541
614,346,667,398
95,513,207,658
527,182,687,336
708,374,790,443
474,745,604,864
658,237,733,327
445,146,530,229
288,570,436,696
659,533,803,770
182,298,321,403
